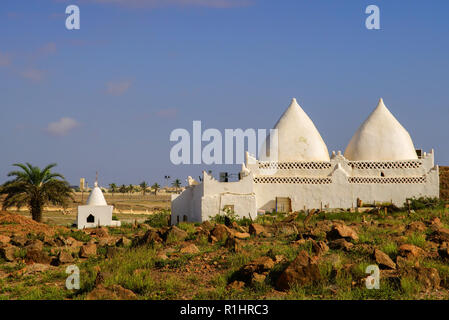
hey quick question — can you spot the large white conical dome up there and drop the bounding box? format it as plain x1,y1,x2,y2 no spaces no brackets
344,98,418,161
261,98,330,162
86,182,108,206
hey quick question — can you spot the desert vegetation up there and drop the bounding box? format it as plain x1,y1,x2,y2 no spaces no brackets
0,197,449,300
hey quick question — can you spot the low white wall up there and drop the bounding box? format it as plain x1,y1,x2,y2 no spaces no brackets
170,151,440,222
77,205,114,229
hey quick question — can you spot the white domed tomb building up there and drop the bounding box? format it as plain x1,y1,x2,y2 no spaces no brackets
77,180,121,229
171,98,439,223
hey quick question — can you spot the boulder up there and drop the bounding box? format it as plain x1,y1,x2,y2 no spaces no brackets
430,217,443,230
231,222,246,233
11,235,27,247
249,224,266,236
406,221,427,233
139,229,163,245
180,243,200,254
275,223,298,236
234,256,275,285
211,224,231,241
0,235,11,246
25,249,51,264
0,245,17,262
93,227,109,238
163,226,188,242
194,227,210,239
329,239,354,252
24,263,51,275
79,243,97,258
86,284,137,300
201,221,214,231
398,244,426,259
234,232,250,240
55,250,74,265
327,223,359,242
276,250,321,291
25,240,44,252
312,241,329,256
373,249,396,269
429,228,449,243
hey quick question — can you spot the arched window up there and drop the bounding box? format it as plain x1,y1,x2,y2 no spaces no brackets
87,214,95,223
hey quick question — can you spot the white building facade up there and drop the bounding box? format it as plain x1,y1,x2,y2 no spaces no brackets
77,181,121,229
171,98,439,223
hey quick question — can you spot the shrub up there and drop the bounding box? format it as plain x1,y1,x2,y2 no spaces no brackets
406,197,445,211
145,210,170,228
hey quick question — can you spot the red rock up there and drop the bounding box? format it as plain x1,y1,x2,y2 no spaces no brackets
25,249,51,264
373,249,396,269
398,244,426,259
249,224,265,236
0,245,17,262
86,284,137,300
327,223,359,241
79,243,97,258
211,224,231,241
276,250,321,291
0,235,11,245
312,241,329,256
180,244,200,254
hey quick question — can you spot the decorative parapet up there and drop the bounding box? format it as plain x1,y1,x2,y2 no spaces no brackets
258,161,332,170
348,160,422,170
348,176,426,184
254,176,332,184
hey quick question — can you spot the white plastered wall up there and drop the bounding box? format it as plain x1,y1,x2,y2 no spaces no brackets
77,205,115,229
170,150,439,222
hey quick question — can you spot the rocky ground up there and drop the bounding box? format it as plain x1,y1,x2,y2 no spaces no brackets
1,207,449,300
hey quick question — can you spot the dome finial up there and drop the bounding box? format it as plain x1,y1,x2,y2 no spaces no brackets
94,171,98,188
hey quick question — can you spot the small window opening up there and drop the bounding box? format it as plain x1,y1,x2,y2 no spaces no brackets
87,214,95,223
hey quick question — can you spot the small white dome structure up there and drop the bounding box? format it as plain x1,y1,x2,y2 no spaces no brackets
86,182,107,206
344,98,418,161
262,98,330,162
77,175,120,229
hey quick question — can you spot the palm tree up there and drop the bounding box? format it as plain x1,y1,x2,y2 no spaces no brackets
109,183,117,197
119,184,127,197
128,184,134,199
140,181,148,196
172,179,182,193
0,163,73,222
151,182,160,195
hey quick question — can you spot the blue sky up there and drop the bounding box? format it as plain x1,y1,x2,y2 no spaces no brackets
1,0,448,187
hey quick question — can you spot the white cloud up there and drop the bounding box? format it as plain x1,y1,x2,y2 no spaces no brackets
106,80,132,96
45,117,80,136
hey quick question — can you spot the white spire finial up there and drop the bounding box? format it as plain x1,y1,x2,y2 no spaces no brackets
94,171,98,188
